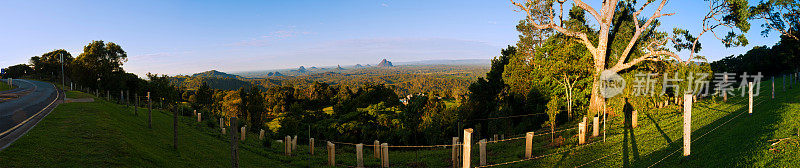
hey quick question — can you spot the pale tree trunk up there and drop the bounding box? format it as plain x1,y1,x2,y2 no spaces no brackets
588,59,606,115
559,74,577,120
550,124,555,143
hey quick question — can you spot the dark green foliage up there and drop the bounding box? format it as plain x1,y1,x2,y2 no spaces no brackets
2,64,32,79
463,46,514,138
71,41,128,91
711,35,800,76
246,86,265,132
147,73,181,108
195,82,214,111
28,49,73,81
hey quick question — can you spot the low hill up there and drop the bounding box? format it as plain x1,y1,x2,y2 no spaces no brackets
191,70,239,79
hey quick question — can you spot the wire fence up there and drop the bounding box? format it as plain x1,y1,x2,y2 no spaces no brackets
65,81,788,168
647,96,768,168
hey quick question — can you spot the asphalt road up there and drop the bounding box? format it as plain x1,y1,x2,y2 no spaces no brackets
0,79,60,141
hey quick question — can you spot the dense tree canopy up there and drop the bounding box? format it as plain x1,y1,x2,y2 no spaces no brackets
72,40,128,90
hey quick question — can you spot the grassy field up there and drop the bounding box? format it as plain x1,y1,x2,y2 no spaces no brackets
0,82,12,91
0,79,799,167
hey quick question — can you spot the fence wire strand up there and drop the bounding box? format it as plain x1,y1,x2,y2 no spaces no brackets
647,98,766,168
476,139,604,167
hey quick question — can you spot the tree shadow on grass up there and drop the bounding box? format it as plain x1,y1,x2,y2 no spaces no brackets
632,95,783,167
642,110,673,144
622,98,640,168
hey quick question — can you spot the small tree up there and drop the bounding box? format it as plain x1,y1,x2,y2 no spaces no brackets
544,95,560,142
195,82,214,111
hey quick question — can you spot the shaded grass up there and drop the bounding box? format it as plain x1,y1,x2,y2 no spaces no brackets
0,82,13,91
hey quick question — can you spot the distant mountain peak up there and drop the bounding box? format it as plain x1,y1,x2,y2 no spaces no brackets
336,65,345,70
298,66,307,73
377,59,393,67
354,64,364,68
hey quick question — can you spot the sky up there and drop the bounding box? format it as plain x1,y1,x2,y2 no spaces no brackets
0,0,782,77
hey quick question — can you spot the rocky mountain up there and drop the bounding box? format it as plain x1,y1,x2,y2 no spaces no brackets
354,64,364,68
336,65,345,70
191,70,239,79
377,59,393,67
297,66,307,73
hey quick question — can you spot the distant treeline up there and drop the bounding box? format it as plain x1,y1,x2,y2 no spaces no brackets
1,41,180,107
710,35,800,77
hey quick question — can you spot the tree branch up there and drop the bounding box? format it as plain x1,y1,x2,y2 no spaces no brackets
614,0,672,69
511,0,598,54
610,50,679,72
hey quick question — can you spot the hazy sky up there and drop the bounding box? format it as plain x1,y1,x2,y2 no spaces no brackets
0,0,782,77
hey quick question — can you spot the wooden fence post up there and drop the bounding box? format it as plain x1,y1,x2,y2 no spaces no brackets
724,73,729,101
356,143,364,168
327,141,335,166
381,143,389,168
134,93,138,116
462,128,472,168
452,137,460,168
632,110,638,128
197,113,202,122
173,108,178,150
582,116,588,134
479,139,486,166
749,82,753,115
230,117,239,168
683,94,692,156
493,134,498,141
525,132,533,158
292,135,298,151
374,140,380,158
772,77,775,99
310,138,315,155
578,122,586,144
240,126,246,141
219,118,225,134
259,129,264,140
147,92,152,129
285,136,292,156
593,115,599,136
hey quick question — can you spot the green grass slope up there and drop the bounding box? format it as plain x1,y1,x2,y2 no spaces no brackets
0,82,12,91
1,79,799,167
0,91,289,167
